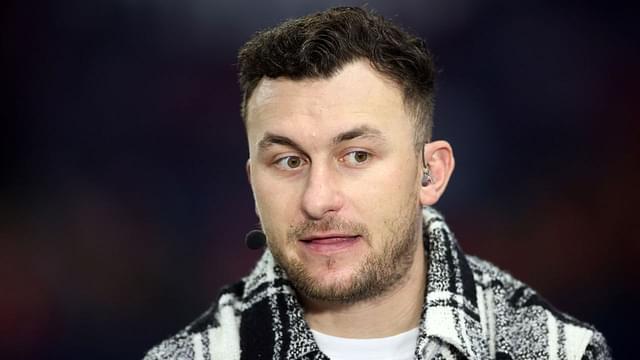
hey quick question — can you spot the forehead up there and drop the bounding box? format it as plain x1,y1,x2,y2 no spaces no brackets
245,60,413,146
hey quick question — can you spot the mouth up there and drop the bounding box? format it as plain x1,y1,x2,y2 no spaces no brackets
299,233,361,254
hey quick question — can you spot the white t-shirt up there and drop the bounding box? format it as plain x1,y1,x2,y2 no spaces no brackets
310,327,419,360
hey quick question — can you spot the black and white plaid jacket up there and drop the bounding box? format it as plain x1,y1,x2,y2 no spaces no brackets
144,208,611,359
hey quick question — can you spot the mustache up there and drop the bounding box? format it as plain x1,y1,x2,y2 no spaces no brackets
287,216,370,242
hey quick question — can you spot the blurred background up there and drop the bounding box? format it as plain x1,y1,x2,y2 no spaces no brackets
2,0,637,358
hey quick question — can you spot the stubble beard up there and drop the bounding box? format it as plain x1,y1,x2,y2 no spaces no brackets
267,199,422,304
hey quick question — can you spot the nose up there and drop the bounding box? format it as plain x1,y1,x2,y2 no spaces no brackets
301,164,344,220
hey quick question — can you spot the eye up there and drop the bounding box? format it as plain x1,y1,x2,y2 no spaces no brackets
274,155,306,170
342,150,371,166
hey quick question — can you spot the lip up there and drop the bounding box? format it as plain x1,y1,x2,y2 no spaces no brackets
299,233,361,254
300,233,357,241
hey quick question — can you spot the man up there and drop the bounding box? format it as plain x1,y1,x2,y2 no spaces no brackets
144,7,610,360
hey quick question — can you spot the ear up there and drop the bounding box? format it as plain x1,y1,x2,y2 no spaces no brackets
419,140,455,206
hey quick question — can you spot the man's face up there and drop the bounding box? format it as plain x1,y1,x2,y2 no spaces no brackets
245,60,424,303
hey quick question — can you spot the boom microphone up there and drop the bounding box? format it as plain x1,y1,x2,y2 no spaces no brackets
245,229,266,250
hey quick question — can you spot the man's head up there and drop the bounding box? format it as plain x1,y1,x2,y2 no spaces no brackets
239,7,454,305
238,6,436,147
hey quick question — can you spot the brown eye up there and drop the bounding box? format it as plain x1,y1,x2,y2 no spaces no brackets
275,155,305,170
286,157,301,168
353,151,368,163
343,150,371,166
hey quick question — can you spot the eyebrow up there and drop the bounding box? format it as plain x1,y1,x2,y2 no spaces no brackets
258,133,306,154
331,125,385,145
257,125,385,152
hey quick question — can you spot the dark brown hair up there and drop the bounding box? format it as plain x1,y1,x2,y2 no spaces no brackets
238,6,436,144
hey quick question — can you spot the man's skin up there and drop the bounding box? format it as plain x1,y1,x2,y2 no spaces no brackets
245,60,455,339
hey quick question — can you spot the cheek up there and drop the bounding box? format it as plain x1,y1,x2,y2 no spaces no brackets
346,160,419,213
252,175,301,230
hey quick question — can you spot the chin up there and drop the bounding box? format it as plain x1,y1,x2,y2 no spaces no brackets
305,254,361,278
281,255,350,289
310,266,357,288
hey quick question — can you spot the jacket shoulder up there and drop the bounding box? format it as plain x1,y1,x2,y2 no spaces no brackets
142,281,246,360
143,329,195,360
466,256,611,360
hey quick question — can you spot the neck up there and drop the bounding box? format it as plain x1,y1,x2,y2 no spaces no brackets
302,240,426,338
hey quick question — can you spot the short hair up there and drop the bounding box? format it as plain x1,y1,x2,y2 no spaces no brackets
238,6,436,145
